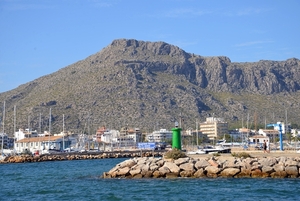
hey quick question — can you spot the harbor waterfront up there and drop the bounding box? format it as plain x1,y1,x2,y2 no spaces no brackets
1,157,300,201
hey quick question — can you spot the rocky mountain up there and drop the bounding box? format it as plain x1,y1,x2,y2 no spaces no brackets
1,39,300,135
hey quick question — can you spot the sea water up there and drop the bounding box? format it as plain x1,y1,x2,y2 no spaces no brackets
1,158,300,201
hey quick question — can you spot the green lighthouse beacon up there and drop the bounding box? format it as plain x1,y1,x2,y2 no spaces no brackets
172,121,182,150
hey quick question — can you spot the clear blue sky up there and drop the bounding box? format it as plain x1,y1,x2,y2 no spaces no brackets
0,0,299,93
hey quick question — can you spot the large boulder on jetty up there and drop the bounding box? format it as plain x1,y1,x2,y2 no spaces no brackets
195,159,210,169
103,155,300,179
163,161,180,174
285,166,298,177
235,168,252,178
220,168,240,177
193,168,206,178
205,166,222,178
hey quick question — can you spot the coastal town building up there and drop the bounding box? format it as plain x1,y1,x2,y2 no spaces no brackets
14,135,65,154
0,133,14,149
199,117,228,141
95,127,120,145
238,128,251,139
95,126,141,149
14,129,39,141
227,128,254,143
258,129,280,138
228,129,240,141
249,135,269,145
13,128,74,154
0,133,8,149
185,129,207,142
118,127,134,147
127,128,142,144
95,127,111,143
146,129,172,143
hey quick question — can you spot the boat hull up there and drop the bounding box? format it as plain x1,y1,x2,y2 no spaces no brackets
187,150,206,155
202,146,231,154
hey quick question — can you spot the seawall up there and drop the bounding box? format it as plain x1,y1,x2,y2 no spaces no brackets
0,151,164,164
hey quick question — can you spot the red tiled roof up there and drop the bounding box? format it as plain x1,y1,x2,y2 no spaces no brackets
16,136,63,143
239,128,250,132
260,129,279,134
250,135,268,139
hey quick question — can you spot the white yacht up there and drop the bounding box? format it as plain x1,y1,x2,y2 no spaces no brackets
201,145,231,154
187,149,206,155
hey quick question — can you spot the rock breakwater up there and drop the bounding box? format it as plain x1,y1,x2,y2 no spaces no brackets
103,156,300,179
0,151,164,164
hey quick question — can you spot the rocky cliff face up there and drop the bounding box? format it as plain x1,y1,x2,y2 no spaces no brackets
98,39,300,95
1,39,300,134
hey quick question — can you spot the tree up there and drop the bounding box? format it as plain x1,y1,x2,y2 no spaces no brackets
285,133,292,143
224,134,232,142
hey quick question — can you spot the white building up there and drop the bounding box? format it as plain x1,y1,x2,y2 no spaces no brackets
258,129,279,138
127,128,142,143
146,129,172,143
249,135,269,145
95,126,138,149
101,130,120,144
13,128,74,154
14,129,39,141
14,135,66,154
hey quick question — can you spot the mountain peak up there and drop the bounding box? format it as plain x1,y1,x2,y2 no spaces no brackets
105,38,189,58
1,39,300,135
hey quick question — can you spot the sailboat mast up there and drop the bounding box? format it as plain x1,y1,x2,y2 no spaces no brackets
63,114,65,150
1,101,5,155
246,113,249,143
13,105,16,136
28,115,30,132
39,113,41,133
88,112,90,151
242,116,244,128
196,119,198,146
39,112,41,152
265,117,267,129
285,108,288,134
48,108,51,150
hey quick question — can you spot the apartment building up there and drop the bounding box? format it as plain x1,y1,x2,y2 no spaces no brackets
199,117,228,140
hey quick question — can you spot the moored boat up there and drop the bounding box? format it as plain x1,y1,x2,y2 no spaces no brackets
187,149,206,155
201,145,231,154
187,145,231,155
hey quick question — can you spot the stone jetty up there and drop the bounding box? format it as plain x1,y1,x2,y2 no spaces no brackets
0,151,164,164
102,155,300,178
